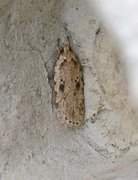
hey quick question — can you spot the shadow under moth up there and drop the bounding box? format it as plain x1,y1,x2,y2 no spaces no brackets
54,42,84,128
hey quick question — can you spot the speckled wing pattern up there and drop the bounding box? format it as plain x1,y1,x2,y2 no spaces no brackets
54,44,84,128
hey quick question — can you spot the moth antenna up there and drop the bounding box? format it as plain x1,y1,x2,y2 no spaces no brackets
64,23,68,30
63,23,71,48
57,38,64,54
58,38,60,47
57,38,60,53
67,36,70,45
67,36,72,51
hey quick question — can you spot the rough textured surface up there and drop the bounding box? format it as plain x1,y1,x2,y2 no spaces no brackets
89,0,138,102
0,0,138,179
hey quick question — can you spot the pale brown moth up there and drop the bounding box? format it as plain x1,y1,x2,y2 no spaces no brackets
54,42,84,128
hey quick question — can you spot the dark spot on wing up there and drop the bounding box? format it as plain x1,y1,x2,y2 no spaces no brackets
71,58,77,65
75,77,81,90
59,79,65,92
60,48,64,54
56,102,59,108
76,81,80,90
61,62,64,66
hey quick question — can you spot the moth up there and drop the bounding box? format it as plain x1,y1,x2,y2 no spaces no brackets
54,42,84,128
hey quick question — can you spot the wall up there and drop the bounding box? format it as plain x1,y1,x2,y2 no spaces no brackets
0,0,138,179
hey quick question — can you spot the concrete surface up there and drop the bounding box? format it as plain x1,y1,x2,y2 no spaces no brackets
89,0,138,102
0,0,138,179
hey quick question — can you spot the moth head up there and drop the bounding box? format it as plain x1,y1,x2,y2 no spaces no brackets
63,44,70,53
